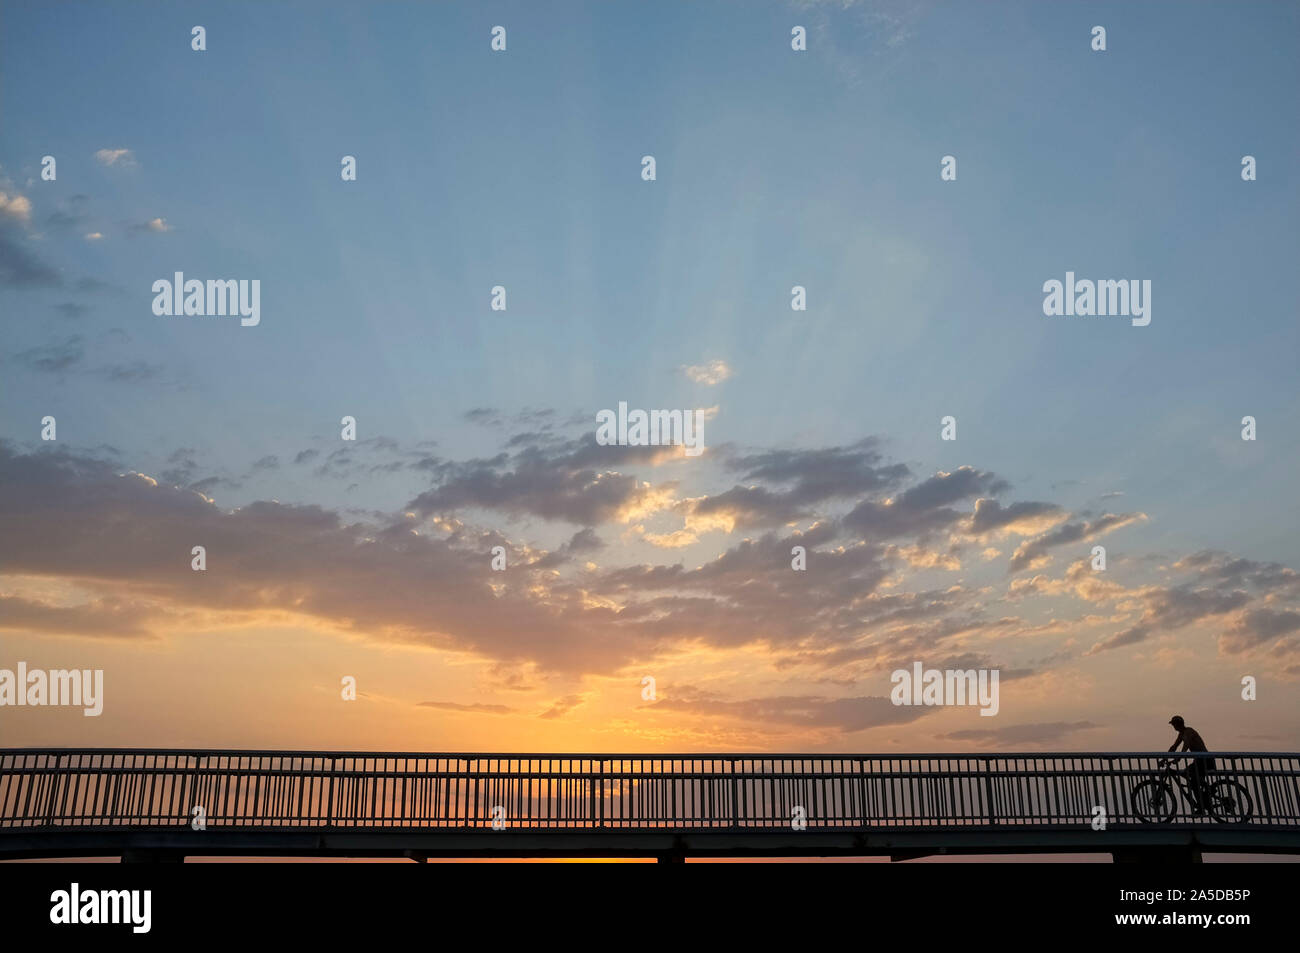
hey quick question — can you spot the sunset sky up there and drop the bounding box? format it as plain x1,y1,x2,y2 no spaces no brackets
2,0,1298,756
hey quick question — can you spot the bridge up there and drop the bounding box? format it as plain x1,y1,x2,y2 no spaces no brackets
2,749,1298,862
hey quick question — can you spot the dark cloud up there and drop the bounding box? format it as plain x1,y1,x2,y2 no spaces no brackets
690,485,812,529
723,439,908,497
0,231,62,287
155,448,239,493
1010,511,1147,572
651,686,932,733
0,443,668,674
95,360,164,383
1219,608,1300,655
967,498,1063,535
697,442,912,529
844,466,1008,540
11,334,166,385
539,694,586,719
299,437,447,482
12,336,84,372
1175,551,1300,594
54,302,89,319
565,528,605,554
4,435,1297,706
1087,584,1251,655
464,407,559,430
534,527,608,568
45,195,91,230
417,701,516,715
406,432,679,526
0,594,159,639
936,721,1101,746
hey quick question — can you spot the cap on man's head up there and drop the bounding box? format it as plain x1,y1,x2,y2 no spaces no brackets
1169,715,1185,728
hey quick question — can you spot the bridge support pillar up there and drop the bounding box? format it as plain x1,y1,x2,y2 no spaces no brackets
1111,845,1202,864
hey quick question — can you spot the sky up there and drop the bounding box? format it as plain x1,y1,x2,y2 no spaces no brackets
1,0,1298,758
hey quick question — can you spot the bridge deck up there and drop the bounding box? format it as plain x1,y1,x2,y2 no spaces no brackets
3,749,1298,860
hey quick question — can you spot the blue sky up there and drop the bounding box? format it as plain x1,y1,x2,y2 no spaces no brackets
1,1,1297,753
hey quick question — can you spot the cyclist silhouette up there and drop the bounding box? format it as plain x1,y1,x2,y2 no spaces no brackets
1167,715,1214,814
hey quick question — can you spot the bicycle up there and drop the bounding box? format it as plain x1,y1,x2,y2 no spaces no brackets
1130,757,1253,823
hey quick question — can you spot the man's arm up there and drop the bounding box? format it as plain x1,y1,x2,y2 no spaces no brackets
1168,730,1183,753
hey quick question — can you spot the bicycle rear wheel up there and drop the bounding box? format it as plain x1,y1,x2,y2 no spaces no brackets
1131,779,1176,823
1207,779,1253,823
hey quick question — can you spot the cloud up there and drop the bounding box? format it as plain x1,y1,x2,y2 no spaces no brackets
463,407,558,429
1174,550,1300,594
0,594,160,639
128,217,171,234
539,694,587,719
0,189,33,224
11,336,169,385
54,302,89,319
93,148,136,168
0,443,675,674
4,436,1297,703
84,232,104,241
1219,608,1300,655
46,194,91,230
1009,511,1148,572
967,498,1065,537
12,336,84,373
0,232,62,287
651,685,932,733
690,439,911,530
406,432,682,526
417,700,517,715
1086,584,1251,655
844,466,1008,540
95,360,165,383
936,721,1101,746
681,360,733,386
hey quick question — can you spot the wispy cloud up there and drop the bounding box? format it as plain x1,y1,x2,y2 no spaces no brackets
13,336,84,373
681,359,733,386
0,189,33,224
417,700,517,715
93,147,136,168
128,216,171,234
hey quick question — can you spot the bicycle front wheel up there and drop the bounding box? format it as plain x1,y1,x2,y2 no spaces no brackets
1207,779,1253,823
1131,779,1176,823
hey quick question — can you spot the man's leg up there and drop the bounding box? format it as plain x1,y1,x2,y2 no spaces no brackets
1190,762,1209,812
1183,765,1203,811
1196,760,1215,812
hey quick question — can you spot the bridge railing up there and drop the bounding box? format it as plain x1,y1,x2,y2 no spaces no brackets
2,750,1298,832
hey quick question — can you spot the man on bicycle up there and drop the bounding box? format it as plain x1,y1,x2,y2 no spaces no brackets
1167,715,1215,814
